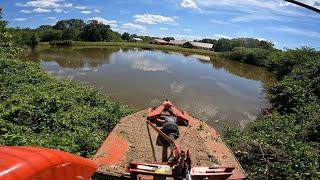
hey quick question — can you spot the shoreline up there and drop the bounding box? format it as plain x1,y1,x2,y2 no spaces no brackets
40,41,220,57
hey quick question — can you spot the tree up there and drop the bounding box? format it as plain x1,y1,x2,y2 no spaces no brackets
38,25,52,30
163,37,174,42
80,20,121,42
0,8,8,40
259,40,274,49
214,39,233,52
53,19,85,30
121,32,130,41
62,28,80,40
26,33,39,48
37,29,62,42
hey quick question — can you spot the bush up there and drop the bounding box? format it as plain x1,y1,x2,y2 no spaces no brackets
26,33,39,48
49,40,73,46
268,47,320,78
268,60,320,113
223,47,272,66
0,57,132,157
225,49,320,179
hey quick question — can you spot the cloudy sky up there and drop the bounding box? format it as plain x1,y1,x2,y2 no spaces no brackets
2,0,320,49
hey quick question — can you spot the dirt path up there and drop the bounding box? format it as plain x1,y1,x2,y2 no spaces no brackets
93,110,246,179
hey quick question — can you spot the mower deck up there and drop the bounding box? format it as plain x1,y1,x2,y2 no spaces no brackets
93,110,246,179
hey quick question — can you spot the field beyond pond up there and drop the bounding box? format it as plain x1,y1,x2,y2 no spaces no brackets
44,41,219,57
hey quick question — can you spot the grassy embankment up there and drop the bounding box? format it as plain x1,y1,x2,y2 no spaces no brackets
225,47,320,179
43,41,220,57
0,44,132,158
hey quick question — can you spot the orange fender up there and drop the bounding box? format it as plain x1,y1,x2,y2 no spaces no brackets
0,146,97,180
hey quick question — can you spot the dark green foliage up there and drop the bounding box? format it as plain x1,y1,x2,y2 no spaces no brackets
163,37,174,42
0,10,19,59
268,47,320,78
37,29,62,42
0,53,131,157
49,40,74,46
8,18,122,44
0,8,7,35
268,60,320,113
61,28,80,40
53,19,85,30
0,12,131,157
121,32,130,41
214,38,233,52
80,20,122,42
225,48,320,179
223,47,272,66
26,33,39,48
199,38,274,52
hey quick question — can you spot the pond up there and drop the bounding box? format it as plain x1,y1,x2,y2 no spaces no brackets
21,47,275,131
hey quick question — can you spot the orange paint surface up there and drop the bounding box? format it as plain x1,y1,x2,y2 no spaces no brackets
93,134,128,166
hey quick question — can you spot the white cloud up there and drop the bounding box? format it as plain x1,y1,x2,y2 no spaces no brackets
255,37,268,41
75,6,86,10
16,0,72,13
94,9,101,13
160,27,168,30
20,9,31,13
14,18,28,21
88,17,118,28
275,26,320,39
33,8,51,13
231,13,287,22
175,34,203,40
53,8,62,13
213,33,232,39
16,0,72,9
43,16,57,20
180,0,198,9
64,3,72,7
211,19,230,25
134,14,175,25
122,23,147,32
81,10,91,14
184,28,191,32
194,0,316,18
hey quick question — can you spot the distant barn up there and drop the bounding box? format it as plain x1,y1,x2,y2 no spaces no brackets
131,37,143,42
150,39,168,45
183,41,213,50
169,40,187,46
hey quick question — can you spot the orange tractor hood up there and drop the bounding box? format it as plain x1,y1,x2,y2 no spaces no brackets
0,146,97,180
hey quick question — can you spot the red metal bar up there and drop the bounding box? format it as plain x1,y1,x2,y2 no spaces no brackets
147,100,191,126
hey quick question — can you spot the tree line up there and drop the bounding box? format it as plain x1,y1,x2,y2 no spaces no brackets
8,18,274,52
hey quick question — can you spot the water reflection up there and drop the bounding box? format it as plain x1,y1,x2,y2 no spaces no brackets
20,47,275,131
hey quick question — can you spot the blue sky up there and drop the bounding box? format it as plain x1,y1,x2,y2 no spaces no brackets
2,0,320,49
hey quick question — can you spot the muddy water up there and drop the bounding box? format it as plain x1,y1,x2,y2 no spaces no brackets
21,47,275,131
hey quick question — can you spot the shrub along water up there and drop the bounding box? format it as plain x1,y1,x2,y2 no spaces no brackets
225,48,320,179
0,48,132,157
222,47,274,67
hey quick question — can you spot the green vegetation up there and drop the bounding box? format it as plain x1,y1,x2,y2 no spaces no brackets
49,40,74,46
222,47,275,66
225,48,320,179
2,10,320,178
64,41,219,57
7,17,274,53
198,38,274,52
0,10,132,157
